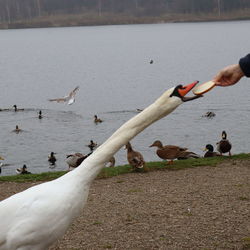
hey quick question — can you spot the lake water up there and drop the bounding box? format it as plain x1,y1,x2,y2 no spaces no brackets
1,21,250,176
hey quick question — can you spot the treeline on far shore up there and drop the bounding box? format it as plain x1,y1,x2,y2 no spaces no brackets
1,9,250,30
1,0,250,29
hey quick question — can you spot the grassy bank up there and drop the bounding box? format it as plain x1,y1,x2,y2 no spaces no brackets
1,9,250,30
0,153,249,183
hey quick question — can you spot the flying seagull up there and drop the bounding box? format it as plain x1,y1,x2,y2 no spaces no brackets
48,86,79,105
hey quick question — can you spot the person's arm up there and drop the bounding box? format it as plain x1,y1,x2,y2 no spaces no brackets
239,54,250,77
213,54,250,87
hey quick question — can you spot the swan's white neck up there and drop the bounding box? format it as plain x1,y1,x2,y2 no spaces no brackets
66,87,182,184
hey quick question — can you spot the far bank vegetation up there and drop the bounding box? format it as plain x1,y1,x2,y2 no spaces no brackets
1,0,250,29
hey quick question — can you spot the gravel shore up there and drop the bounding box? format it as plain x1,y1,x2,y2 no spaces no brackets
1,160,250,249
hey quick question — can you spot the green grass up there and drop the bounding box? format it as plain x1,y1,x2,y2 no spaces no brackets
0,153,249,183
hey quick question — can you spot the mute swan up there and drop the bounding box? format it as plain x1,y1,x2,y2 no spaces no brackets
0,81,201,250
48,86,79,105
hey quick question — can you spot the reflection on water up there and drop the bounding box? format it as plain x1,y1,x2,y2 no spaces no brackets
1,21,250,175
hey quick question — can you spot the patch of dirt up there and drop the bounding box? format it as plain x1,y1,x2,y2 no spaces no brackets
1,160,250,249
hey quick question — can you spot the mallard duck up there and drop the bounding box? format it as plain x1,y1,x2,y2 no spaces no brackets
48,86,79,105
94,115,103,123
125,142,145,170
149,140,189,164
0,81,202,249
66,152,91,170
203,144,220,157
216,131,232,156
48,152,57,165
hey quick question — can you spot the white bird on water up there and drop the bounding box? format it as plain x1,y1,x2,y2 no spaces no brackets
0,81,202,250
48,86,79,105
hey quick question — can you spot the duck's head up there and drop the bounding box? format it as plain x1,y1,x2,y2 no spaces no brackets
125,142,131,148
170,81,202,102
204,144,214,152
222,131,227,139
149,140,163,149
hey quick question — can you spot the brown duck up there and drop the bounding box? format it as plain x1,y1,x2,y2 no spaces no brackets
216,131,232,156
149,140,188,164
66,152,92,170
106,156,116,167
125,142,145,170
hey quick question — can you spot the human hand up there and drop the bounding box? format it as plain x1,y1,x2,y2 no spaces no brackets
213,64,245,87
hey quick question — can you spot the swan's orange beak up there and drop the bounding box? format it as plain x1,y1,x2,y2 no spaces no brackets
178,81,203,102
178,81,199,98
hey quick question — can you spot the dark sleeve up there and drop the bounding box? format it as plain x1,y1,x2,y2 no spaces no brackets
239,54,250,77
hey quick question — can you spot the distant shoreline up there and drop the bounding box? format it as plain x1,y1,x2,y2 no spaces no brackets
0,11,250,30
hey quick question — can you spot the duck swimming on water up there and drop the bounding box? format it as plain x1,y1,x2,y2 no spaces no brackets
13,105,24,112
12,125,22,134
94,115,103,123
87,140,97,152
38,110,43,119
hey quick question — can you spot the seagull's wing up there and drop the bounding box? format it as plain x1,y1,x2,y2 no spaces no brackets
69,86,79,98
48,97,67,103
